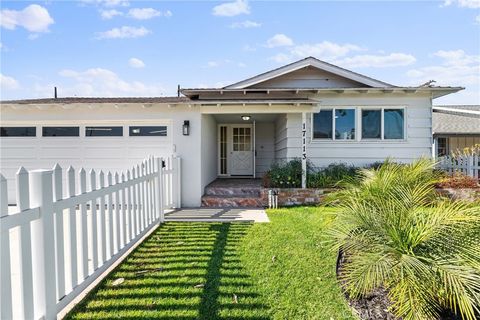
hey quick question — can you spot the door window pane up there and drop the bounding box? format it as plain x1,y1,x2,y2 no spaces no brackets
362,110,381,139
129,126,167,136
42,127,79,137
86,126,123,137
0,127,36,137
335,109,355,140
313,110,333,139
384,109,404,139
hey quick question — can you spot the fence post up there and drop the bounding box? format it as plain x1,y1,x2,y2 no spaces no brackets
157,158,164,224
29,169,57,320
467,155,474,177
16,167,35,319
53,164,65,300
175,156,181,208
0,174,13,320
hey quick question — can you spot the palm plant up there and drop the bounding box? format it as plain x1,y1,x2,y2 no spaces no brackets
326,159,480,320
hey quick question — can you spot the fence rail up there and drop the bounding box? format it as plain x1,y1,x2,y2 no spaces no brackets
0,155,181,320
437,154,480,179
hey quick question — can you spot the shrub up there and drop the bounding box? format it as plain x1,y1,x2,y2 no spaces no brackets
308,163,359,188
263,160,358,188
326,159,480,320
436,173,479,189
263,159,303,188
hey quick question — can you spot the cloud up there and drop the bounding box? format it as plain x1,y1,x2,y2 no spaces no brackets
1,74,20,90
442,0,480,8
333,53,416,68
128,8,164,20
129,57,145,68
212,0,250,17
1,4,54,33
290,41,362,59
230,20,261,28
266,34,294,48
95,26,151,39
81,0,130,7
406,49,480,87
269,53,292,63
100,9,123,19
57,67,165,96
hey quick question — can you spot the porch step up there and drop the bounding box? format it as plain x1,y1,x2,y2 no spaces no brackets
202,178,265,208
201,195,264,208
204,186,261,197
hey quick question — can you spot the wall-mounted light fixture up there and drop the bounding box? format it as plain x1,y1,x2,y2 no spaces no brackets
241,115,251,121
183,120,190,136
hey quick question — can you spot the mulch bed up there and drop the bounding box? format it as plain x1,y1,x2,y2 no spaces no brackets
336,250,463,320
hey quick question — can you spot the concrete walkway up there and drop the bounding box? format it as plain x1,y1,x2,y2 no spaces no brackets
164,208,270,223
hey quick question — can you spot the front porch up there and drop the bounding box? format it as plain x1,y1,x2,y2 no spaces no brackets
201,178,264,207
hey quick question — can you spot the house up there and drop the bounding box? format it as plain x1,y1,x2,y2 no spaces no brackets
0,57,463,207
432,105,480,157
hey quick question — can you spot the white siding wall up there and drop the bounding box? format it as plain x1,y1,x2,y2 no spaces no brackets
201,114,218,190
0,104,204,207
255,122,275,176
274,114,288,162
287,95,434,167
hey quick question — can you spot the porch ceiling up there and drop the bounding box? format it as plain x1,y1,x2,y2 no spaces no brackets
212,113,280,123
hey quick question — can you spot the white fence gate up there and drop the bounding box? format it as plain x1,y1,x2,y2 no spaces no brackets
0,155,181,320
438,155,480,179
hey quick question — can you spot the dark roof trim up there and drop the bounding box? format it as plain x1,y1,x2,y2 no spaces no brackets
0,96,190,105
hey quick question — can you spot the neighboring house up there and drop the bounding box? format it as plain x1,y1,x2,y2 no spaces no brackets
0,57,463,206
432,105,480,157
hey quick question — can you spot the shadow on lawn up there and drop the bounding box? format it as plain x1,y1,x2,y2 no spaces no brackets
67,222,271,320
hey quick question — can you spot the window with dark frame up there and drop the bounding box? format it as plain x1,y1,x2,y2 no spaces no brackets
437,137,448,156
0,127,36,137
129,126,167,136
85,126,123,137
42,126,80,137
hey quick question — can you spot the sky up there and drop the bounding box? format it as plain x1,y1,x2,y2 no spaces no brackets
1,0,479,105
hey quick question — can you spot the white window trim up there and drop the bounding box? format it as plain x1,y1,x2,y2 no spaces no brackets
311,107,357,142
311,106,407,143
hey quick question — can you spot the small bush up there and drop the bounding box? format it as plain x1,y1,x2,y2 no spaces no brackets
263,159,302,188
308,163,359,188
436,173,479,189
263,160,358,188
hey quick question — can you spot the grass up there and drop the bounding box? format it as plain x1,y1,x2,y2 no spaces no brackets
66,207,354,320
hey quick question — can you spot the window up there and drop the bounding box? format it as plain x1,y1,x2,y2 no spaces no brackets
233,127,251,151
313,108,355,140
437,137,448,156
129,126,167,136
335,109,355,140
313,110,333,139
361,110,381,139
86,126,123,137
220,126,227,174
0,127,36,137
384,109,404,139
42,126,79,137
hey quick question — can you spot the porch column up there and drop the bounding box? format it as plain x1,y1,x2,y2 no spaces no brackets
301,112,307,188
432,136,438,159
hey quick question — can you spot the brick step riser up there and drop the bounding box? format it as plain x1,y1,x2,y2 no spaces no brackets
204,187,262,197
201,196,265,208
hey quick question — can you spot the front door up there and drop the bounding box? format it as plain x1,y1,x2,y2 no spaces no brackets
230,125,253,176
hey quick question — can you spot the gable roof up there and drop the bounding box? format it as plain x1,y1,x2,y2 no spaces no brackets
433,105,480,135
224,56,395,89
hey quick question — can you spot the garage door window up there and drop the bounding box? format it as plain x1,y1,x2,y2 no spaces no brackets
42,127,80,137
0,127,36,137
129,126,167,136
86,126,123,137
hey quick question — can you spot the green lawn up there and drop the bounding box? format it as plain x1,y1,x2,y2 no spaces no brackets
66,207,355,320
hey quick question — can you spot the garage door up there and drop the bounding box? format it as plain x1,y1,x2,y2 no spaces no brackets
0,121,173,204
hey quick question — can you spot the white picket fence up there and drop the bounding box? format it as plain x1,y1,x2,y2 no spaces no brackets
0,155,181,320
438,154,480,179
